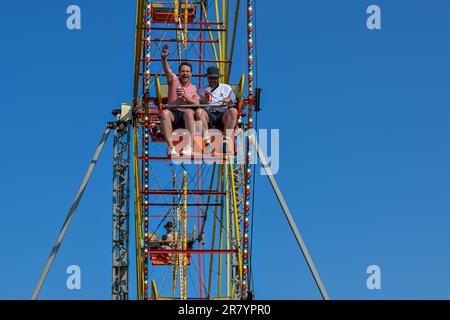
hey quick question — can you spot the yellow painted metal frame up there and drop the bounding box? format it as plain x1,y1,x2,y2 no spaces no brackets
155,74,163,110
224,161,230,297
236,73,245,101
174,0,179,21
229,160,243,297
207,167,222,298
133,0,146,101
223,0,229,79
217,165,225,297
133,125,145,300
182,171,188,300
183,0,189,48
151,280,159,300
201,1,220,69
226,0,241,83
172,171,178,296
214,0,223,75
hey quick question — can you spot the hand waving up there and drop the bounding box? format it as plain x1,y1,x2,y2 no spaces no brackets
161,44,169,59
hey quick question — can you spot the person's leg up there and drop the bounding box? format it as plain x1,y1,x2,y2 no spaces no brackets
182,109,195,154
183,108,195,138
222,108,238,140
195,108,210,138
221,108,238,154
195,108,212,151
160,109,175,147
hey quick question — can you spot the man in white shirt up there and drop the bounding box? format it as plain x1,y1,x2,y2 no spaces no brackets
196,66,238,151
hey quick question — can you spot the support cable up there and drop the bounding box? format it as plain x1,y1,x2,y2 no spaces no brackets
254,140,330,301
32,123,114,300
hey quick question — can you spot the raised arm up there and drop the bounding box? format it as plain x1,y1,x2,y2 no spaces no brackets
161,44,175,83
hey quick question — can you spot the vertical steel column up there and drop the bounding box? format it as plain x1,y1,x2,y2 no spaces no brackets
112,120,131,300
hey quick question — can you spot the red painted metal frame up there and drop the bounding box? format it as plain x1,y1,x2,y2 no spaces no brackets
150,38,218,43
148,27,226,32
148,249,237,254
142,189,225,196
148,214,204,218
138,156,235,163
165,21,223,26
144,202,222,206
147,58,230,63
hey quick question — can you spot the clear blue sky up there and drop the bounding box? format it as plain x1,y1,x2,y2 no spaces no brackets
1,0,450,300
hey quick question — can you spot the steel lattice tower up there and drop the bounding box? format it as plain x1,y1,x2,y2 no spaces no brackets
112,120,131,300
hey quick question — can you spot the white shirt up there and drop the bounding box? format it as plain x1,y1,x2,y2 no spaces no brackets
199,83,237,111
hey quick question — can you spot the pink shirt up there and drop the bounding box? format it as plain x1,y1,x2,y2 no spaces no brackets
168,74,199,112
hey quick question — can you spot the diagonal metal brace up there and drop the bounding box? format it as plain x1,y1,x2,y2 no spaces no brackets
254,139,330,300
31,123,113,300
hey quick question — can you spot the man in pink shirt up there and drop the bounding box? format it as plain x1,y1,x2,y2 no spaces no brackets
159,44,200,156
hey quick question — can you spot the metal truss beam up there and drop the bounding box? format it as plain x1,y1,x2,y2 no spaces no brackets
112,120,131,300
